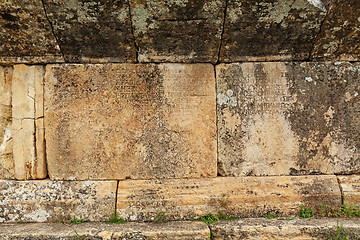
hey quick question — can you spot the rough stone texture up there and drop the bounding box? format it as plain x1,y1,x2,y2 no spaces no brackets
42,0,136,63
220,0,327,62
0,66,13,179
312,0,360,61
129,0,225,63
116,175,341,221
211,218,360,240
0,0,63,64
0,222,209,240
44,63,216,180
0,180,116,223
12,65,46,180
338,175,360,206
217,62,360,176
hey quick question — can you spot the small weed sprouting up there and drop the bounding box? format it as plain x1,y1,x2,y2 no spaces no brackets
197,214,220,225
210,230,216,240
341,204,360,218
328,222,360,240
299,206,314,218
319,202,360,218
69,217,89,224
195,212,238,225
263,213,277,219
105,211,127,224
74,231,82,240
278,217,294,221
153,211,167,223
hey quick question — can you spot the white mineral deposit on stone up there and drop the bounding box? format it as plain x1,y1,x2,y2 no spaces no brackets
217,93,228,105
306,0,327,12
0,127,11,151
130,213,138,221
24,209,50,222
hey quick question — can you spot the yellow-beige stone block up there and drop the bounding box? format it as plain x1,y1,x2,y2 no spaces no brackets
116,175,341,221
44,64,216,180
0,180,116,222
12,65,46,180
338,175,360,206
0,66,13,179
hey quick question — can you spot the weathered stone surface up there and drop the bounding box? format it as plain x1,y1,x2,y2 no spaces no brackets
220,0,327,62
312,0,360,61
43,0,136,63
0,66,13,179
217,62,360,176
116,175,341,221
12,65,46,180
338,175,360,206
0,180,116,223
0,0,63,64
211,218,360,240
129,0,225,63
0,222,209,239
44,63,216,180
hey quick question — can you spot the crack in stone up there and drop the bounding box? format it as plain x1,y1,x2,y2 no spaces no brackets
216,0,228,64
308,1,333,60
40,0,65,62
127,0,139,63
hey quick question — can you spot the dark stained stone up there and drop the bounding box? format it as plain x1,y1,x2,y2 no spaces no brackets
129,0,226,63
217,62,360,176
42,0,136,63
0,0,63,64
220,0,327,62
311,0,360,61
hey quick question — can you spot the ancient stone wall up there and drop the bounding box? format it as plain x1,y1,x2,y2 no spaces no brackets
0,0,359,223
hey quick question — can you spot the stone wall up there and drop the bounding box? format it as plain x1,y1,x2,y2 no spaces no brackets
0,0,359,223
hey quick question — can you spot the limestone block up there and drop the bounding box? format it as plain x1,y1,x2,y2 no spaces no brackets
129,0,226,63
0,0,63,64
44,63,216,180
12,65,46,180
0,180,117,223
312,0,360,61
0,66,13,179
0,222,210,239
217,62,360,176
116,175,341,221
338,175,360,206
42,0,136,63
211,218,360,240
220,0,327,62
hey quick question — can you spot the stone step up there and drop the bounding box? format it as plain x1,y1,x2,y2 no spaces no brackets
211,218,360,240
1,218,360,240
1,175,350,223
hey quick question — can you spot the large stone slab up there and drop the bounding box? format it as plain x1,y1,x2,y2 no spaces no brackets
217,62,360,176
0,66,13,179
12,65,46,180
338,175,360,206
0,0,63,64
211,218,360,240
116,175,341,221
0,222,210,240
44,63,216,180
129,0,226,63
311,0,360,61
0,180,116,223
220,0,327,62
42,0,136,63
